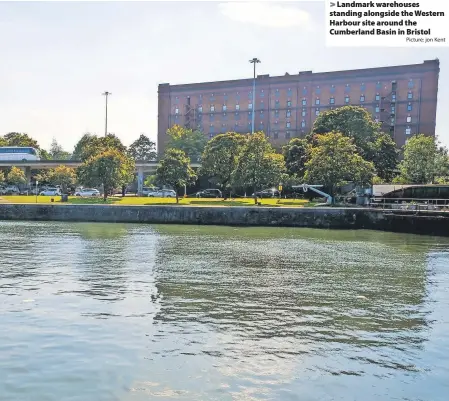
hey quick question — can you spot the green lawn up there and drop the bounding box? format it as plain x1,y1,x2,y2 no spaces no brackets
0,195,312,207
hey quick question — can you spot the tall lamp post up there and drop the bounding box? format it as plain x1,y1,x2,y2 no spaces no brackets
249,58,261,135
102,91,111,136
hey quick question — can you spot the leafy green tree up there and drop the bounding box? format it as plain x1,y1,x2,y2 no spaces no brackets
77,148,135,201
144,174,157,187
49,138,71,160
72,133,97,160
200,132,246,197
304,132,375,202
365,132,398,182
312,106,381,157
7,166,27,186
1,132,51,159
156,148,197,203
128,134,157,161
233,132,286,202
3,132,40,148
73,133,126,161
0,170,5,184
398,134,449,184
48,165,77,194
282,138,310,178
39,149,52,160
166,125,207,162
34,170,51,185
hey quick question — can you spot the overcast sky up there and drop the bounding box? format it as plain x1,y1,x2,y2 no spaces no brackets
0,1,447,152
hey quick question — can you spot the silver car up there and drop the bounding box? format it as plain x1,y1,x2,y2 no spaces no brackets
148,189,177,198
39,188,61,196
75,188,100,197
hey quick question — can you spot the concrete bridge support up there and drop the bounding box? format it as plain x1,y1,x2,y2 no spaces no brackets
20,167,32,185
137,167,144,196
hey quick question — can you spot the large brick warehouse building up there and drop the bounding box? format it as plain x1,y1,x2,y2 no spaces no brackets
157,59,440,155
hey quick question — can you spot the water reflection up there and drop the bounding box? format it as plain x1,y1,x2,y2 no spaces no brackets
0,222,448,401
71,223,131,302
150,225,438,398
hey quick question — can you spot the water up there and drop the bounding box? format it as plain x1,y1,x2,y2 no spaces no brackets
0,222,449,401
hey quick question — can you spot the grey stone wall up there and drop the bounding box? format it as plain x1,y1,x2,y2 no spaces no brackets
0,204,448,236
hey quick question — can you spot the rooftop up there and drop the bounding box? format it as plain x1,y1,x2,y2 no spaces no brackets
159,59,440,92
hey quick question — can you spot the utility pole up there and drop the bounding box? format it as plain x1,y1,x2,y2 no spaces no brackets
102,91,111,136
249,58,261,134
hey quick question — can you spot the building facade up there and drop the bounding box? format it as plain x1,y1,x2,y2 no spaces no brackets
157,59,440,155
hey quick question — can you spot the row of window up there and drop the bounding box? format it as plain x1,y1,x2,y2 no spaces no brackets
174,80,417,103
174,93,414,114
207,126,414,139
175,106,414,122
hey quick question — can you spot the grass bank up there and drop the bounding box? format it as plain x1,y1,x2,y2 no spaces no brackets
0,195,313,207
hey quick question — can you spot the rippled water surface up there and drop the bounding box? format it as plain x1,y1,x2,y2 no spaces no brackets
1,222,449,401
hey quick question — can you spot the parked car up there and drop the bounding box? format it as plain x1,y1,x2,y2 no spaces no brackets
148,189,177,198
252,188,280,198
194,189,222,198
75,188,100,197
0,185,20,195
39,188,61,196
142,187,158,196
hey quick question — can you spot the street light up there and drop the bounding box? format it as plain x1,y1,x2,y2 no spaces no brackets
102,91,111,136
249,58,261,134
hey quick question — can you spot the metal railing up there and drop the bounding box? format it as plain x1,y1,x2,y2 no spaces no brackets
369,197,449,211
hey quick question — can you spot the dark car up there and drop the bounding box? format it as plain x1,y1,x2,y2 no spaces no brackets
195,189,222,198
253,188,280,198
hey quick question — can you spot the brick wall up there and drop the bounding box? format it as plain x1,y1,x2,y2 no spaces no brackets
157,60,440,155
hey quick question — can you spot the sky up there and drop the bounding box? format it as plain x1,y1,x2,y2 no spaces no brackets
0,0,448,153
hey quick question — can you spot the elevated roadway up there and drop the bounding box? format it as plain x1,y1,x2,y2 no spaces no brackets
0,160,202,194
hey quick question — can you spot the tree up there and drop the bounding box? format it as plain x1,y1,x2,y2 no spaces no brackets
155,148,197,203
144,175,157,187
200,132,246,197
77,149,135,201
128,134,157,161
3,132,40,148
282,138,310,178
49,138,71,160
73,133,127,161
72,133,97,160
312,106,381,157
365,132,398,182
304,132,375,202
0,170,5,184
39,149,52,160
166,125,207,162
34,170,51,185
233,132,286,202
398,134,449,184
7,166,26,186
48,165,77,194
0,137,7,147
